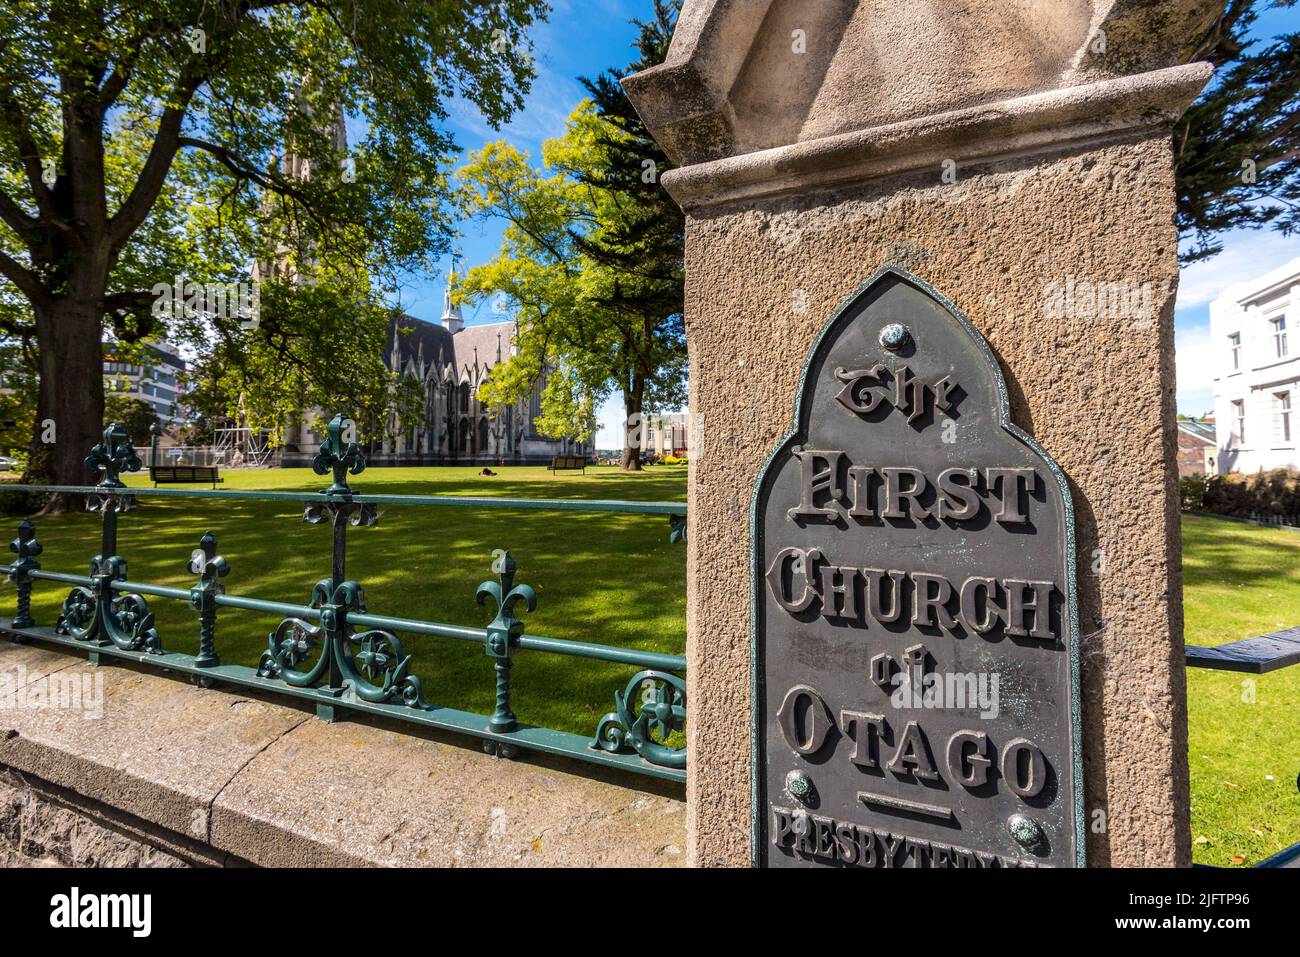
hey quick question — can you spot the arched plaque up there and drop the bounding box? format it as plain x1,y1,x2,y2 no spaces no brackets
751,267,1083,868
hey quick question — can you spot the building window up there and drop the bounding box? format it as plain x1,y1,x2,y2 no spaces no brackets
1279,392,1292,443
1232,399,1246,445
1271,315,1287,358
1229,332,1241,370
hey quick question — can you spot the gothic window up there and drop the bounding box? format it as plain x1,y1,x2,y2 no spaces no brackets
459,382,470,414
478,417,489,452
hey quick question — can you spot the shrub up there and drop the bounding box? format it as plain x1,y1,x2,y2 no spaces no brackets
1192,470,1300,523
1180,475,1207,511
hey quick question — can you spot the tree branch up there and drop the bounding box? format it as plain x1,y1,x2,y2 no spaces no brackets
107,88,198,253
0,186,40,249
0,248,47,304
176,136,336,235
0,88,59,223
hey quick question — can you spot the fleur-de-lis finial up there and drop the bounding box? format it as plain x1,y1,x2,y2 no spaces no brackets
476,549,537,647
86,422,142,489
312,413,365,495
10,518,41,565
188,531,230,587
476,550,537,742
188,531,229,668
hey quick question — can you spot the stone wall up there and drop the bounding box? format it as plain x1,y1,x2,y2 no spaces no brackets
624,0,1213,867
0,642,685,867
680,136,1189,866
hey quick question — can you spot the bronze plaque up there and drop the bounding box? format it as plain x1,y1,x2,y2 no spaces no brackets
752,268,1083,868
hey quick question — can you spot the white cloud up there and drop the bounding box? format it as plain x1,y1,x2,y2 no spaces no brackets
444,13,591,155
1177,229,1300,310
1174,322,1217,415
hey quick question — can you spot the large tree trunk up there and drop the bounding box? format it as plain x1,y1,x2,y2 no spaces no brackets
621,379,643,472
29,297,107,513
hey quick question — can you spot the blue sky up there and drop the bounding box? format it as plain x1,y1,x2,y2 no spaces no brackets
400,1,1300,441
390,0,645,449
1174,2,1300,416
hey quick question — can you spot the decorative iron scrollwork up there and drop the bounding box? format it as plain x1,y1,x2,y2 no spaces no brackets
56,587,97,639
259,578,424,707
0,413,689,784
259,616,320,680
303,500,378,526
54,553,161,653
108,593,162,652
591,670,687,769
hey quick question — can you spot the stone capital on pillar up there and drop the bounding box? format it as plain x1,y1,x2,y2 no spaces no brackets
625,0,1218,867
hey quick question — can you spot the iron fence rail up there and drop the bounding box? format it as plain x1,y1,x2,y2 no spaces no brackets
0,415,688,782
0,483,686,515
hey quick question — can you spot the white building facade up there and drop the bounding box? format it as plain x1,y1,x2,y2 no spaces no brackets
1211,255,1300,474
103,340,187,426
636,412,692,458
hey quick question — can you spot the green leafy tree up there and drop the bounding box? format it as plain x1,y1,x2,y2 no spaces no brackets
103,394,160,441
183,269,425,447
457,1,684,471
0,0,547,507
1176,0,1300,262
576,0,684,469
0,338,36,459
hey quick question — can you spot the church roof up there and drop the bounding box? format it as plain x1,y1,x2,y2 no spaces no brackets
384,314,516,381
387,313,454,371
452,321,514,375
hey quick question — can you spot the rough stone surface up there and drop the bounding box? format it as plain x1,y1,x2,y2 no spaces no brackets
0,644,308,841
624,0,1206,870
660,63,1211,211
674,136,1190,866
0,770,191,867
624,0,1222,165
0,642,685,867
213,717,687,867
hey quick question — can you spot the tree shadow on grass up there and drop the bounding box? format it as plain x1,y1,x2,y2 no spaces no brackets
6,478,688,740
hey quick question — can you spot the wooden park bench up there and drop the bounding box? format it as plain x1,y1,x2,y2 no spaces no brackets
1186,625,1300,868
1185,625,1300,674
547,455,587,475
150,464,224,489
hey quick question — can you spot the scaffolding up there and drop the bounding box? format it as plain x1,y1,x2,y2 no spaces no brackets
135,426,279,469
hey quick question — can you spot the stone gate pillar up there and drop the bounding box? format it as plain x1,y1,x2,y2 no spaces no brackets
624,0,1218,866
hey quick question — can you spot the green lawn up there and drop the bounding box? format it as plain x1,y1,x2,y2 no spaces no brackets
1,465,686,738
1183,512,1300,867
1,470,1295,865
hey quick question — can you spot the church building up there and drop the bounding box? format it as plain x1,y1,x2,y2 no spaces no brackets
280,265,591,467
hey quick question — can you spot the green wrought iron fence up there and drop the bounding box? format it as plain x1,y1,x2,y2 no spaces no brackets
0,415,688,783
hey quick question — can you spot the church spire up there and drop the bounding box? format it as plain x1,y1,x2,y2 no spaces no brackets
441,253,464,333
